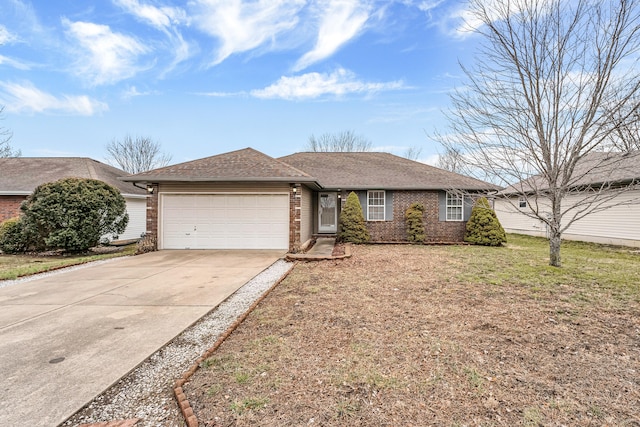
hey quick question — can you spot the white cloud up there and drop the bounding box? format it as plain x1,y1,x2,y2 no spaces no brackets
416,0,445,13
197,90,245,97
446,0,555,39
63,18,150,85
0,81,108,115
0,24,17,44
251,67,404,100
113,0,188,30
294,0,371,71
121,85,158,99
190,0,304,66
0,54,30,70
114,0,192,73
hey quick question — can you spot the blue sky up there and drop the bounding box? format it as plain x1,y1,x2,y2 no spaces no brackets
0,0,479,165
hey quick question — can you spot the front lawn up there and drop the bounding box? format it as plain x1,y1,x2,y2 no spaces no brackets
185,234,640,426
0,245,136,281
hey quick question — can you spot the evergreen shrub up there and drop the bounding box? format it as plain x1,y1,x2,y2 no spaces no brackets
464,197,507,246
20,178,129,252
0,217,27,253
405,202,425,243
339,192,370,244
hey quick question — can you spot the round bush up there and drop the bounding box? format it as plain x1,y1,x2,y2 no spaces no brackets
0,217,27,253
20,178,129,252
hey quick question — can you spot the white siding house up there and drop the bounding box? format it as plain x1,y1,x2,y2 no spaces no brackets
495,152,640,248
116,195,148,241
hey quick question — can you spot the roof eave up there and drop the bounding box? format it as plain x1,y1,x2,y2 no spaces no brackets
320,185,500,191
121,176,317,182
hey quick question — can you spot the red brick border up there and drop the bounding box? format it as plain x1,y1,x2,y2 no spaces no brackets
173,262,296,427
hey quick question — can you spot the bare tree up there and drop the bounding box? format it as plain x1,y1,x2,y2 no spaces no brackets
611,100,640,151
436,0,640,267
106,135,172,174
403,145,423,161
0,106,20,158
436,146,464,173
306,130,372,152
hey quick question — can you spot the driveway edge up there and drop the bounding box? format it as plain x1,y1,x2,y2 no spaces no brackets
173,262,297,427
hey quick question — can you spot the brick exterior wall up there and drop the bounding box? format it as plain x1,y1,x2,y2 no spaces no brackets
289,184,302,253
0,195,27,222
339,189,466,243
146,184,159,247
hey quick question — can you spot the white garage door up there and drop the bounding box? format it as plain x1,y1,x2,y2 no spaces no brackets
162,194,289,250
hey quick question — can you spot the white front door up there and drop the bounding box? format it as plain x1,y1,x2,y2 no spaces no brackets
318,192,338,233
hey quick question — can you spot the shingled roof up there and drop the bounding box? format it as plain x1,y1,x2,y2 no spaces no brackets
0,157,147,196
280,152,498,190
123,147,318,185
499,151,640,194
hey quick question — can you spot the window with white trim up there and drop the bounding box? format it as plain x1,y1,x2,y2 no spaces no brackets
446,192,463,221
518,196,527,209
367,190,385,221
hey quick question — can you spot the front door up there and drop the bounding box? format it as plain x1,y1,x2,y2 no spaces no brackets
318,192,338,233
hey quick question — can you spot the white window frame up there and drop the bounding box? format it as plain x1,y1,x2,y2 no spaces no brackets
518,196,527,209
367,190,385,221
446,191,463,221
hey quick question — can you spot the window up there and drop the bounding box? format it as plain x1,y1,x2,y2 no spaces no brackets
518,197,527,209
446,192,463,221
367,190,385,221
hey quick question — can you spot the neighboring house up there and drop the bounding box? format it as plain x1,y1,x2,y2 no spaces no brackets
123,147,497,252
0,157,148,241
494,151,640,248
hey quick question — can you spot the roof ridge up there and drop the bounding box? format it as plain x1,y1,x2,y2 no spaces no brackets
84,158,99,179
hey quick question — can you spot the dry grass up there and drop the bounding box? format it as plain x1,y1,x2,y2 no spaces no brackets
185,235,640,426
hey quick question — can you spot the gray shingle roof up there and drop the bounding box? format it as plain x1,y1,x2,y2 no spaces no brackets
280,152,499,190
123,147,318,184
0,157,147,196
499,151,640,194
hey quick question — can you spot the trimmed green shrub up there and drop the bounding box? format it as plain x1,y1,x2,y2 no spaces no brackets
405,202,425,243
20,178,129,252
339,192,370,244
0,217,27,253
464,197,507,246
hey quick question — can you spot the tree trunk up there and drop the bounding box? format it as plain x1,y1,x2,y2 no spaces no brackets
549,229,562,267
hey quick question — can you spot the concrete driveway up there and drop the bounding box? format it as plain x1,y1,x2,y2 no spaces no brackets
0,250,284,427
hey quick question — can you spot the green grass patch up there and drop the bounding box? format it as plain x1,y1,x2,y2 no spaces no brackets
230,397,268,415
0,245,137,281
450,234,640,304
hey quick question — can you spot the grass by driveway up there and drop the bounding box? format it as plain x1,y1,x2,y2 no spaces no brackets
185,234,640,426
0,245,136,281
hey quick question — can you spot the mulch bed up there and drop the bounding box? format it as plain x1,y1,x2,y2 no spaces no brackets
184,245,640,426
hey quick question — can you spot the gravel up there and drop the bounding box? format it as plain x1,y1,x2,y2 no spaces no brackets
60,258,294,427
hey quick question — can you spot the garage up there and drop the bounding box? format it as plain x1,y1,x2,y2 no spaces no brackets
161,194,289,250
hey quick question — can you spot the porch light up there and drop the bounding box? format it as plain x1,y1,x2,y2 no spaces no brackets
146,185,154,194
292,187,297,193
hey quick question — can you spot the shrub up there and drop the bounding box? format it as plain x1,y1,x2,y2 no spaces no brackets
0,217,27,253
20,178,129,252
464,197,507,246
339,192,370,244
405,203,425,243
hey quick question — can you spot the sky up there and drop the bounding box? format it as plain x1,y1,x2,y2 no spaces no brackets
0,0,481,166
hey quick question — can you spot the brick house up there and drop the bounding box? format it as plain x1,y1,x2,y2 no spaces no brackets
0,157,148,241
123,148,497,252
